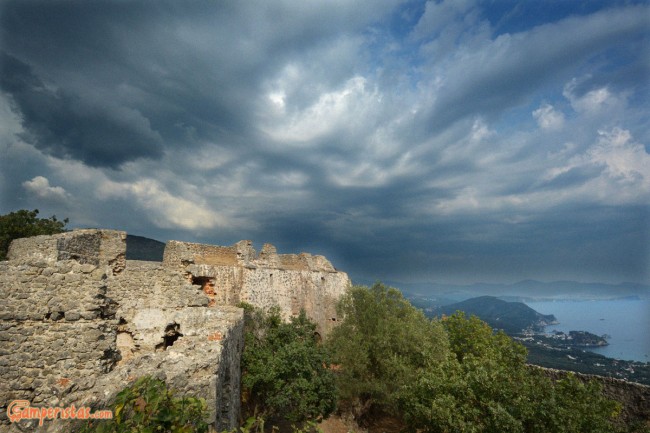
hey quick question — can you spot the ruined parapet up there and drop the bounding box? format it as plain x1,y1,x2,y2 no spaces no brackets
163,239,338,273
1,231,244,432
256,243,280,268
96,306,244,431
1,230,347,432
277,252,336,272
163,239,256,269
175,240,350,335
7,229,126,275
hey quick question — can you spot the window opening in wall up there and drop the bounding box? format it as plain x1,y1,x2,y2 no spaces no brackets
192,276,217,307
156,323,183,351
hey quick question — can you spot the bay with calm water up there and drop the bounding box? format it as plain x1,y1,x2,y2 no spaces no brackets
525,300,650,363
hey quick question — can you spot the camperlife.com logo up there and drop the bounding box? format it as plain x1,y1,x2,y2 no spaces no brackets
7,400,113,426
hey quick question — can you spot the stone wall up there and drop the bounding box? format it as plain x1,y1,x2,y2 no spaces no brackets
162,240,255,269
166,239,350,336
1,231,244,432
89,306,244,432
1,229,350,432
8,229,126,275
1,232,121,432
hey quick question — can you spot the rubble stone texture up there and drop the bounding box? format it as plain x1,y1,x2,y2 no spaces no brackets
0,230,350,432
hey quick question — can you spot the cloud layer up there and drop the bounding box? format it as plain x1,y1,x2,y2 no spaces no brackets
1,0,648,284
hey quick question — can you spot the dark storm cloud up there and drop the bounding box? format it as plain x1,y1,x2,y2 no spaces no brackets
331,204,650,284
0,0,398,165
0,1,255,166
0,52,164,167
1,0,648,285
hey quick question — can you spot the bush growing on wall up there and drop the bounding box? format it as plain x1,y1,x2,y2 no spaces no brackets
76,376,209,433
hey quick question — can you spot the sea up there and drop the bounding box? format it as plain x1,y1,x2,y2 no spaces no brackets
525,299,650,363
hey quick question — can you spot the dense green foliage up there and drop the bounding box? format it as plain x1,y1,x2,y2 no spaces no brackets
0,209,68,260
443,311,528,364
76,376,208,433
400,312,621,432
241,305,337,424
69,284,636,432
327,283,449,417
329,284,625,433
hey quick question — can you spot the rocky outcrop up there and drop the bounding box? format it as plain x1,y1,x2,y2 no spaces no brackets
1,230,350,432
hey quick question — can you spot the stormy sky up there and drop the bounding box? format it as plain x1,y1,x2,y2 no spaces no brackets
1,0,648,285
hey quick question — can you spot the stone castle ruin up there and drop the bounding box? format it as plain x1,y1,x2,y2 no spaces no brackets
0,229,350,432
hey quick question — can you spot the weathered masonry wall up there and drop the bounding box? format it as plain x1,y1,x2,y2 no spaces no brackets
7,229,126,275
164,240,350,335
0,261,117,431
0,230,350,432
0,231,244,432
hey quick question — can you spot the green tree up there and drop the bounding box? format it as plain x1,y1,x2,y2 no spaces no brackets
327,283,449,419
0,209,68,260
241,305,337,424
443,311,528,365
399,312,622,433
76,376,209,433
551,373,624,433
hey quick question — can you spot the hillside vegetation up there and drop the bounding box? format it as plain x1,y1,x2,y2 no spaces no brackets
239,283,633,432
77,283,642,433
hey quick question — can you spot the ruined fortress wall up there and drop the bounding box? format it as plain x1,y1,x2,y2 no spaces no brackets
162,240,256,268
180,240,351,335
8,229,126,275
0,231,244,432
1,232,123,432
88,306,244,432
1,230,349,432
104,259,244,430
238,268,348,335
0,257,118,426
